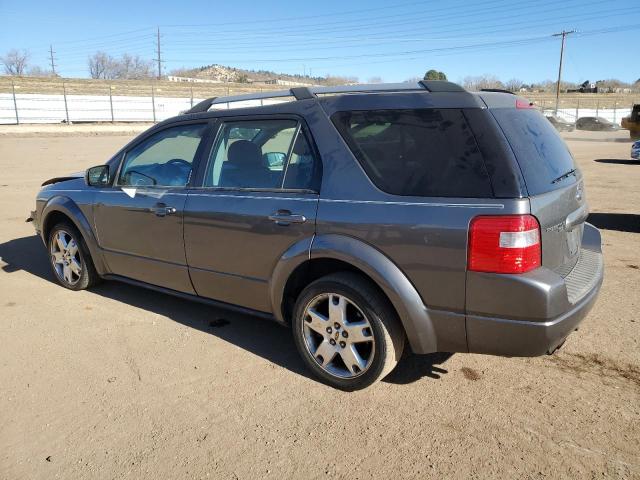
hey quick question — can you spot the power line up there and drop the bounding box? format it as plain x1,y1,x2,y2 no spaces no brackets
160,0,435,28
161,5,634,52
161,0,598,40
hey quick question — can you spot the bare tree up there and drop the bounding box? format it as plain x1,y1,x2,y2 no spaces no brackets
1,49,30,76
27,66,54,77
325,75,359,86
367,76,383,84
462,74,504,91
89,52,114,79
504,78,523,92
115,54,153,79
89,52,153,79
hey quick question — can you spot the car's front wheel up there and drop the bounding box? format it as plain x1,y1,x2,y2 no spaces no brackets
292,272,405,390
48,222,99,290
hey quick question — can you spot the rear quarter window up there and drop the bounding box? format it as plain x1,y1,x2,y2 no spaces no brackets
331,109,493,198
490,108,577,195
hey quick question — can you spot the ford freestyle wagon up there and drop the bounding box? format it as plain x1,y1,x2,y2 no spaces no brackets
30,81,604,390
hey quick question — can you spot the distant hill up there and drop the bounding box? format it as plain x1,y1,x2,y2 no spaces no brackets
169,64,357,86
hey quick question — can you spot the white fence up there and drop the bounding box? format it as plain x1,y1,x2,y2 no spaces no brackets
0,92,633,125
541,107,631,125
0,92,296,124
0,93,198,124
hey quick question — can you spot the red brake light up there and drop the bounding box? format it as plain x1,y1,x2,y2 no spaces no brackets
516,98,535,109
468,215,541,274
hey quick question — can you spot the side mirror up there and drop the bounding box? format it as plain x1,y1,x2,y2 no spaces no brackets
86,165,110,187
264,152,286,169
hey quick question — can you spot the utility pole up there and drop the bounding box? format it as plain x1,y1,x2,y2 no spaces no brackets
49,44,57,76
156,27,162,79
552,30,575,114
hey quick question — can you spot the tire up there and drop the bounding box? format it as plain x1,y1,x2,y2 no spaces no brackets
292,272,405,390
48,221,100,290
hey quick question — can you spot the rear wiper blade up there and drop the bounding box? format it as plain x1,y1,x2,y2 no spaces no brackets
552,168,577,184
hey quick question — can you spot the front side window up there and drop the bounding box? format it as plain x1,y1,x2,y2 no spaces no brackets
331,109,493,198
118,123,207,187
205,119,317,190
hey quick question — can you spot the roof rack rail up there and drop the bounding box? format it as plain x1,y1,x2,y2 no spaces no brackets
480,88,516,95
182,81,465,114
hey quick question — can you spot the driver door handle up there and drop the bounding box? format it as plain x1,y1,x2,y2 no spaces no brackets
150,203,177,217
268,210,307,226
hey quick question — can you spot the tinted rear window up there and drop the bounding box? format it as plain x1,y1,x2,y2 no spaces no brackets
491,108,577,195
331,109,493,198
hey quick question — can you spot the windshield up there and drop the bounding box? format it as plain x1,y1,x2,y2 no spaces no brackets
491,108,578,195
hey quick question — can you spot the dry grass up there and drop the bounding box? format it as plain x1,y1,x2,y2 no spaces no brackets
0,75,282,98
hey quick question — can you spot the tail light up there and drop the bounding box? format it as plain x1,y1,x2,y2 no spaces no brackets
516,98,535,109
468,215,541,274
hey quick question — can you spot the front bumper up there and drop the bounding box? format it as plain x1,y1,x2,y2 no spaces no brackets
27,209,40,234
464,223,603,357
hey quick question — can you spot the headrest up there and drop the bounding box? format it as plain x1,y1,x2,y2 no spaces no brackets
227,140,262,166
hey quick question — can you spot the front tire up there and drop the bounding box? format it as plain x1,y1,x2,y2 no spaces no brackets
48,221,99,290
292,272,405,390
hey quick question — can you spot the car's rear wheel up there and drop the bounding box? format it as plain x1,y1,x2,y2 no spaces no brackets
48,222,99,290
292,272,405,390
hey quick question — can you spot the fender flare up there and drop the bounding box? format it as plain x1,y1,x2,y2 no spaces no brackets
41,196,107,275
269,233,438,354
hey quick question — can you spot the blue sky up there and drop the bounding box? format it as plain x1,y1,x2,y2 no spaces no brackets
1,0,638,83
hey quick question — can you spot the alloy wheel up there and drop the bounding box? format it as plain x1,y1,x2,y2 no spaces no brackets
301,293,375,378
50,230,82,285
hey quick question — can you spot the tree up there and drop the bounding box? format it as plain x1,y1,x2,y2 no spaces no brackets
367,76,383,84
1,49,29,76
462,74,504,91
89,51,114,79
424,69,447,81
27,66,55,77
504,78,523,92
89,52,153,79
114,54,153,79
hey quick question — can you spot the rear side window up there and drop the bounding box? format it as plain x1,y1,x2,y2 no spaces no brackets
204,119,319,191
491,108,577,195
331,109,492,198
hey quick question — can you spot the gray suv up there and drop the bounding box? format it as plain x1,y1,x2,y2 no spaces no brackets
30,81,604,390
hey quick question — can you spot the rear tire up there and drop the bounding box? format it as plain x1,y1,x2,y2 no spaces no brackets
48,221,100,290
292,272,405,390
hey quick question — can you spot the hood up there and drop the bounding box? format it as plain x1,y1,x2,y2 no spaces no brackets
41,171,84,186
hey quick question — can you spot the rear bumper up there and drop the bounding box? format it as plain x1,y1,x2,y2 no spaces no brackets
464,222,603,357
465,277,601,356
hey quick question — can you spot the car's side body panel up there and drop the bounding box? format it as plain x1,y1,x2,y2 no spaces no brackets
94,188,194,293
184,190,319,313
36,180,108,275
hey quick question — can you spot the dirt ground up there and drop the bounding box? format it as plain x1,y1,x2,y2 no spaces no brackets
0,129,638,480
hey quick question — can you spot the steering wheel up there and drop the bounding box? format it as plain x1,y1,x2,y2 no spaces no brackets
166,158,192,168
162,158,192,186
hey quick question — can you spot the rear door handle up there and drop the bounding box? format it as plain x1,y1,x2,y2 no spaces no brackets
150,203,177,217
268,210,307,226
